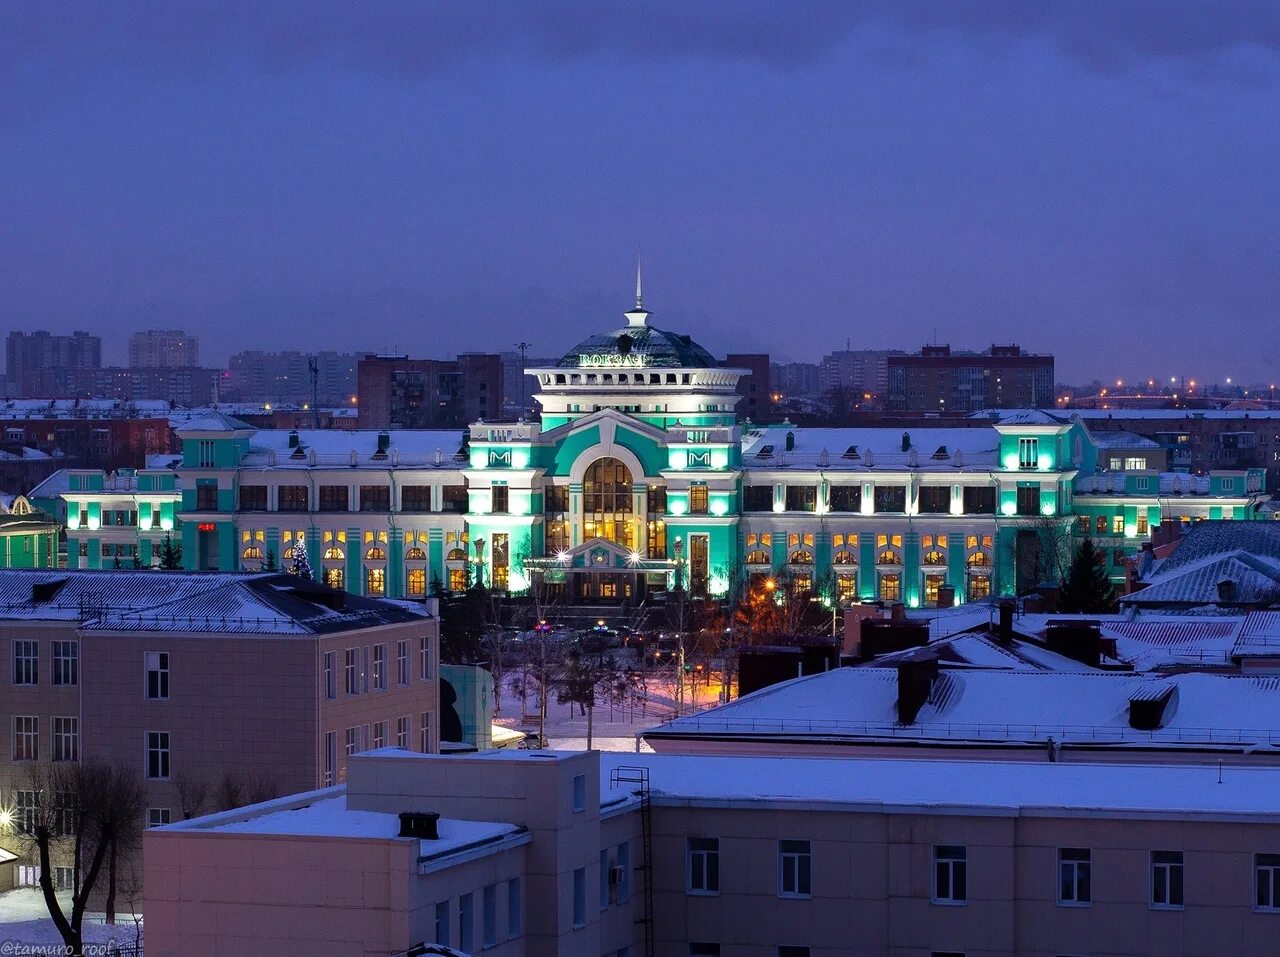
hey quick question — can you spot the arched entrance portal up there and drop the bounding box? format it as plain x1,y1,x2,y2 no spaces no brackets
583,457,636,549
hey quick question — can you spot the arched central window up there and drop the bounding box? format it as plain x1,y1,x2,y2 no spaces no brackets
583,457,636,549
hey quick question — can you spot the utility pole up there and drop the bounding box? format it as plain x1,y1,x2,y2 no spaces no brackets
514,341,531,416
308,356,319,429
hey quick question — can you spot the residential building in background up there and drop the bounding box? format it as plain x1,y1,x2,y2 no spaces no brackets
887,344,1054,412
147,747,1280,957
819,348,903,400
225,351,358,407
0,404,173,472
70,366,220,407
724,352,772,423
500,351,556,418
0,569,439,894
5,331,102,397
357,352,503,429
772,360,821,398
128,329,200,368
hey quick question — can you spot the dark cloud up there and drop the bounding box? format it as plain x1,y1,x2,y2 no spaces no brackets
2,0,1279,93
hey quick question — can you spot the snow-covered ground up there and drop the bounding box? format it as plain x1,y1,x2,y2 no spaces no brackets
492,672,725,752
0,888,142,950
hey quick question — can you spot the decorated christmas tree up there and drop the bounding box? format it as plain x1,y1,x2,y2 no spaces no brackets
290,533,314,580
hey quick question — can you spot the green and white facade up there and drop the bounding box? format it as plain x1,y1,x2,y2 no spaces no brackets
48,294,1271,603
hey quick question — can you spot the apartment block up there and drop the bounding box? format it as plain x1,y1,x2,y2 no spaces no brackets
5,331,102,397
128,329,200,368
887,345,1054,412
357,352,504,429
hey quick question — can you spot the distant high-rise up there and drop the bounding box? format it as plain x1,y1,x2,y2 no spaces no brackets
129,329,199,368
887,344,1055,412
357,353,504,429
5,330,102,397
772,361,822,398
725,353,772,423
819,348,904,400
226,351,358,407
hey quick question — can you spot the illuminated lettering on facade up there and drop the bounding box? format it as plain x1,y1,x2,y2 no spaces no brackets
578,353,649,368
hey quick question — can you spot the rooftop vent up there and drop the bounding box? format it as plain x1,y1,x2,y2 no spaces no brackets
756,444,774,460
31,578,68,604
896,658,940,724
785,431,795,452
287,430,300,449
932,445,949,460
1128,683,1177,731
842,445,860,460
398,811,440,840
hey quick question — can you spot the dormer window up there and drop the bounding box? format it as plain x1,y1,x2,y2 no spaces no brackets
841,445,860,460
756,444,774,460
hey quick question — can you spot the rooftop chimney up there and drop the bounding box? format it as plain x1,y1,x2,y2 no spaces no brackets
996,599,1015,641
398,811,440,840
1217,579,1236,604
1044,620,1103,668
896,658,940,724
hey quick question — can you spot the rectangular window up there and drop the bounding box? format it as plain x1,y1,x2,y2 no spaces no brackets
785,485,817,512
197,440,216,468
483,884,497,948
52,716,78,762
435,900,450,946
1113,515,1126,535
13,716,38,761
779,840,812,898
778,949,810,957
195,484,218,510
933,845,967,903
1125,456,1148,470
1137,514,1150,535
323,651,336,699
687,837,720,895
490,485,509,514
874,485,907,512
459,892,474,952
397,716,410,749
238,485,267,511
54,867,75,891
146,731,170,779
689,946,721,957
372,721,386,750
1059,848,1091,905
318,485,348,512
507,877,522,937
51,640,78,687
372,644,387,690
441,484,468,513
600,847,611,909
359,485,390,511
572,867,586,928
365,567,386,597
1016,484,1041,516
572,773,587,812
323,731,336,786
420,635,432,680
962,485,997,514
1151,850,1184,909
402,485,432,513
13,639,38,685
689,484,709,514
14,789,37,833
344,648,359,695
397,639,410,685
345,726,359,757
278,485,309,511
743,485,774,511
145,651,170,700
1018,437,1039,469
878,572,901,602
420,712,432,752
147,807,172,828
617,841,631,903
1256,853,1280,911
829,484,861,512
918,486,951,513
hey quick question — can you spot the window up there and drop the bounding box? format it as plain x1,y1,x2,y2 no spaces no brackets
459,892,474,952
1151,850,1184,909
1016,484,1041,515
874,485,907,512
278,485,308,511
483,883,497,948
323,651,336,699
345,726,360,757
435,900,450,946
238,485,267,511
324,567,344,590
689,484,709,515
323,731,336,786
785,485,816,512
372,644,387,690
400,485,431,513
195,484,218,510
879,573,901,601
397,640,410,685
779,840,812,898
345,648,359,694
420,635,433,680
146,731,170,779
919,486,951,513
52,640,77,687
397,716,410,749
197,440,216,467
1137,514,1150,535
1059,848,1091,905
13,639,38,685
1018,437,1039,469
689,946,721,957
572,773,587,812
54,867,75,891
743,485,774,511
933,845,967,903
13,789,37,833
492,532,509,590
1112,515,1126,535
359,485,390,511
318,485,348,512
617,841,631,903
147,808,172,828
373,721,386,750
687,837,720,894
420,712,431,752
600,848,611,909
829,484,861,512
52,716,78,762
145,651,169,700
491,485,509,514
507,877,522,937
13,716,38,761
778,949,810,957
963,486,996,514
441,484,468,513
572,867,587,928
924,574,945,606
366,567,386,596
969,575,991,600
1256,854,1280,911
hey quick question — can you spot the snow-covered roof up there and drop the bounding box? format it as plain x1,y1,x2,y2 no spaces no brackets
1232,612,1280,659
740,426,998,471
1091,430,1162,450
1071,409,1280,421
992,409,1072,426
644,667,1280,750
0,569,429,634
25,469,73,500
240,429,468,469
0,398,173,419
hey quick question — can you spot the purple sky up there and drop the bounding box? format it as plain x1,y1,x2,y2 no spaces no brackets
2,3,1279,383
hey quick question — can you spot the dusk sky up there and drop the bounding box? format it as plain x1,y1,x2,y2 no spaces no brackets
2,3,1279,383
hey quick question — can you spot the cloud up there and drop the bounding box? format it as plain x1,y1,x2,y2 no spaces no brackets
2,0,1279,93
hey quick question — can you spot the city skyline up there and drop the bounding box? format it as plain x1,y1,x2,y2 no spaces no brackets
1,5,1279,380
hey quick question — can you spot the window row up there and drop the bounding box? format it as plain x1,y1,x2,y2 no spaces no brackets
11,716,79,762
325,637,432,699
432,878,522,952
237,484,468,513
742,485,999,514
13,641,169,698
323,712,433,786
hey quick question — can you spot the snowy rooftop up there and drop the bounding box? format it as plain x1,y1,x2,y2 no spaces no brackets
740,425,998,471
1090,430,1162,450
240,429,468,469
643,667,1280,750
599,751,1280,819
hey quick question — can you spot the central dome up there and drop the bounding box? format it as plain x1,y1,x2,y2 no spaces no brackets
558,323,719,370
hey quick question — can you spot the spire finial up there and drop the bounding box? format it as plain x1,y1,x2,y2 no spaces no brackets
635,255,643,309
625,255,651,328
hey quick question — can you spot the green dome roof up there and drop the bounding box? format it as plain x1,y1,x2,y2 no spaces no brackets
557,323,719,370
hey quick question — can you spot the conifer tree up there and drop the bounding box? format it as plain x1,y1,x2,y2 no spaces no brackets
290,534,314,580
1059,538,1116,613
